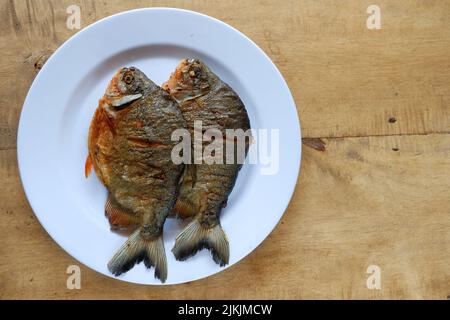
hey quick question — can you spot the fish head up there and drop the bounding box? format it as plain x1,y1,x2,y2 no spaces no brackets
163,59,212,102
101,67,148,115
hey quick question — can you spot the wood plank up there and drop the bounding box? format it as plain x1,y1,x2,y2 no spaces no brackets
1,0,450,299
1,0,450,149
1,133,449,299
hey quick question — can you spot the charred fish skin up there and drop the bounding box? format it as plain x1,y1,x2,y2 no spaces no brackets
87,67,186,282
163,59,251,266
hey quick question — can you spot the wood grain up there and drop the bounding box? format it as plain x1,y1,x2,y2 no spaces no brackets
0,0,449,299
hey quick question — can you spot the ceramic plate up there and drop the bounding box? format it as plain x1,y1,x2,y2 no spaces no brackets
17,8,301,285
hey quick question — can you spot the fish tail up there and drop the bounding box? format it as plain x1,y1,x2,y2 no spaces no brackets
172,218,229,266
107,228,167,283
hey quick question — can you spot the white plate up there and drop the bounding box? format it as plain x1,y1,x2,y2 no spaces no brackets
17,8,301,285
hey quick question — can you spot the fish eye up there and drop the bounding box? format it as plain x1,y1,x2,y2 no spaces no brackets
189,67,201,78
123,73,134,84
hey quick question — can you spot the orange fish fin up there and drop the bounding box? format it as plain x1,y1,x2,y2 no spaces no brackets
101,107,117,136
173,197,197,219
105,195,137,230
85,154,93,178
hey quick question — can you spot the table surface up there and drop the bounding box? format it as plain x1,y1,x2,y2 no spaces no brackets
1,0,449,299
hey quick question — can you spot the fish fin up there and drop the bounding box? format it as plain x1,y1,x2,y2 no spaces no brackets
105,195,138,230
108,229,167,282
173,197,197,218
173,165,197,218
172,219,229,266
85,154,93,178
180,164,197,187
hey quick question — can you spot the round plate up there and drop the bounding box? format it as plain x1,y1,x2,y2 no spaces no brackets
17,8,301,285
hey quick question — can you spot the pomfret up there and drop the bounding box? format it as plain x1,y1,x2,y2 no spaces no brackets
163,59,251,266
86,67,186,282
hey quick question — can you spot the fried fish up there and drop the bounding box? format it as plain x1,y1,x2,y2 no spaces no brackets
86,67,186,282
163,59,251,266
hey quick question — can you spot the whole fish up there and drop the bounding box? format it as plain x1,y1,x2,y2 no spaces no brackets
163,59,251,266
86,67,186,282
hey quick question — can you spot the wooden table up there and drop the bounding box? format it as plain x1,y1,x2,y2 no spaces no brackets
1,0,449,299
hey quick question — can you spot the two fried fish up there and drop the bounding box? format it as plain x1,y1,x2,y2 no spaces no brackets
86,60,250,282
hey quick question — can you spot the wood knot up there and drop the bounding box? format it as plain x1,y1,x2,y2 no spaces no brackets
302,138,326,152
24,49,54,72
